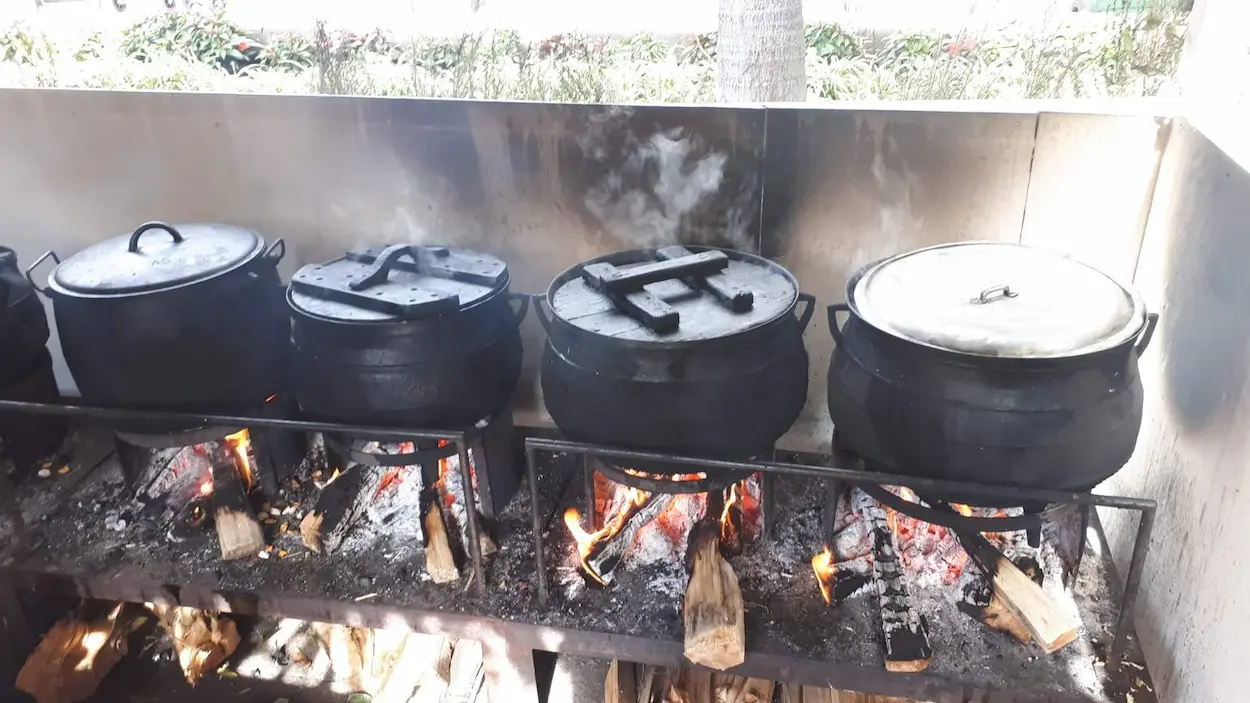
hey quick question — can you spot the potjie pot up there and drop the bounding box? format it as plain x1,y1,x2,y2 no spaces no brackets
826,242,1157,492
536,246,813,465
29,222,288,415
287,244,527,428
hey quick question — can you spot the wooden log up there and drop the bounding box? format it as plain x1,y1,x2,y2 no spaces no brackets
209,444,264,561
606,659,638,703
664,667,713,703
303,464,386,555
443,638,485,703
407,636,455,703
148,604,241,686
17,603,140,703
683,520,745,671
954,525,1080,653
853,490,932,673
312,622,372,693
571,492,676,585
425,503,460,583
956,577,1032,645
638,665,661,703
376,634,450,703
712,674,774,703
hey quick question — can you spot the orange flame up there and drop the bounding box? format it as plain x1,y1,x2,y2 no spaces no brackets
564,486,650,586
376,441,414,499
811,545,837,605
720,482,742,547
952,503,974,517
224,429,254,492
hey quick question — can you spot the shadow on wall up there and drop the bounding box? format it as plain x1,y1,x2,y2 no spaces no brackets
1159,130,1250,433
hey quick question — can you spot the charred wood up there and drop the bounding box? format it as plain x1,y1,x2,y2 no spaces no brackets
587,492,676,584
302,464,385,555
209,443,263,561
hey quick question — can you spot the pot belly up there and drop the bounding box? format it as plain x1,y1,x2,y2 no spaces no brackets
292,330,522,428
827,343,1144,491
541,340,808,460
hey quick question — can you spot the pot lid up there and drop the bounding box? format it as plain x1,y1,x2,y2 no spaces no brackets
549,246,797,343
849,242,1146,358
289,244,508,322
51,222,265,295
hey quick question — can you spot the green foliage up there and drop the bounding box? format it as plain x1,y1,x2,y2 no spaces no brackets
121,11,243,65
0,24,56,66
805,23,864,62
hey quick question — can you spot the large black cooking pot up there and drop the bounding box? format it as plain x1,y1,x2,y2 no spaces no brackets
536,246,813,466
287,244,527,428
826,241,1158,492
0,247,52,385
28,222,287,416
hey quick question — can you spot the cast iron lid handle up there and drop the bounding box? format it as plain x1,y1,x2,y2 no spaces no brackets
973,284,1017,304
579,248,755,333
346,244,505,290
127,222,184,253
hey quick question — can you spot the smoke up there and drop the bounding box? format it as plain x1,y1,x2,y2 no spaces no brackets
578,108,756,251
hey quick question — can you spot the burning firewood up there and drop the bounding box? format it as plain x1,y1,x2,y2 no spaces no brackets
683,519,745,671
209,442,264,561
147,604,240,685
566,490,676,585
853,490,932,673
300,464,386,555
946,513,1080,653
424,502,459,583
16,602,143,703
810,545,871,607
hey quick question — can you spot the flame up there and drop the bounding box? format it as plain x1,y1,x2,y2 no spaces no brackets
898,486,919,503
376,441,414,499
720,482,742,547
564,486,651,586
327,467,342,484
199,479,213,496
952,503,974,517
621,467,708,482
224,429,254,492
811,545,837,605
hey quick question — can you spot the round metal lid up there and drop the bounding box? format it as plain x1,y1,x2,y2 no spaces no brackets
849,242,1146,358
288,244,509,323
549,247,798,343
51,222,264,295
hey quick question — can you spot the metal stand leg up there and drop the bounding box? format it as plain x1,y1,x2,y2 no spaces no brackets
527,444,548,606
455,439,486,596
1110,505,1155,671
113,436,148,487
583,455,597,532
760,471,775,540
471,436,494,519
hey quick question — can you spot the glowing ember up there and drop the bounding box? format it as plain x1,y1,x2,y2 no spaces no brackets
811,545,837,605
223,429,254,492
375,441,414,499
621,467,708,482
564,486,651,586
952,503,974,517
199,479,212,496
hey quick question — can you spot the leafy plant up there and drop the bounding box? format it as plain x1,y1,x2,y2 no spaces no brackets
121,11,244,66
805,23,864,62
0,24,56,66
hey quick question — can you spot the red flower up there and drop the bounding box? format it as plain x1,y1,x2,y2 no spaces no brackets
238,41,249,52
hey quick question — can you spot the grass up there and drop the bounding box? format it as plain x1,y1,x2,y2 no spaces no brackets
0,4,1188,102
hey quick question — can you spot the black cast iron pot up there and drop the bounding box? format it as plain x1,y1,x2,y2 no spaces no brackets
0,247,52,385
287,244,528,429
28,222,288,417
536,246,813,467
826,241,1158,493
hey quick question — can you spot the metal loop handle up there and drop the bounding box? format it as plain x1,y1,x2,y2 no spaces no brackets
127,222,184,253
794,293,816,333
263,238,286,265
532,294,553,333
349,244,414,291
507,291,531,328
974,284,1017,304
827,303,851,345
23,250,60,296
1135,312,1159,355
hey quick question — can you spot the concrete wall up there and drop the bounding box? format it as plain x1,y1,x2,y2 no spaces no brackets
1098,118,1250,703
0,90,1166,456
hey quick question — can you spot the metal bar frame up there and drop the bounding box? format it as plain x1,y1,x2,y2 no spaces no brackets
523,436,1155,673
0,399,488,595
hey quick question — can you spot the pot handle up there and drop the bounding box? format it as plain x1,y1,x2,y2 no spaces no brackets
128,221,184,253
532,294,553,333
506,291,530,328
828,303,851,345
794,293,816,333
1135,312,1159,354
349,243,414,291
23,250,60,296
263,238,286,265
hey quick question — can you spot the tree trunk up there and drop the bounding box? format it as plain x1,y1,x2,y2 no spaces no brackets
717,0,806,102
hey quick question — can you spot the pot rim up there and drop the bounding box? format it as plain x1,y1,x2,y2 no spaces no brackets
842,242,1150,361
542,246,801,350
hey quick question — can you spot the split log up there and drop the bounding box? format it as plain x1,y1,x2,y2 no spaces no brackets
683,519,745,671
638,665,661,703
712,674,774,703
16,603,141,703
956,577,1031,645
406,636,455,703
425,503,460,583
444,638,485,703
951,521,1080,653
577,492,676,585
302,464,386,555
665,667,713,703
209,444,264,561
312,622,372,693
853,490,932,673
780,686,914,703
148,604,241,686
606,659,638,703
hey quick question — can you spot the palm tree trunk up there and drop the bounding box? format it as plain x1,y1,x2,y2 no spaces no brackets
717,0,806,102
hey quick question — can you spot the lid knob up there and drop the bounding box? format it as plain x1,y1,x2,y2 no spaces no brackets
973,284,1017,305
127,222,185,253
